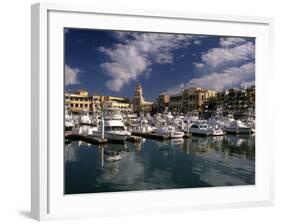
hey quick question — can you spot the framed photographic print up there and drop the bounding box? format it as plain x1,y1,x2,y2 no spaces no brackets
31,2,274,221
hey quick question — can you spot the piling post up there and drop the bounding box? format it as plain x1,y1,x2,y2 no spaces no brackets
101,117,105,139
99,146,104,168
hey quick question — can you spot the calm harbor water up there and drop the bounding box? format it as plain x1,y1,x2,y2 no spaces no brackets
64,134,255,194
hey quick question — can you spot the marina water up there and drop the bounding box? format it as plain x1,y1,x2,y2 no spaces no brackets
65,134,255,194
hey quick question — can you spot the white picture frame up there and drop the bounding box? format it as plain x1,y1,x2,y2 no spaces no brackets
31,2,274,221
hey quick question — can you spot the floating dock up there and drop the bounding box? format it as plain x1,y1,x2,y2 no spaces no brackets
183,133,192,138
132,131,191,140
131,132,170,140
189,132,226,137
126,135,142,143
65,133,107,144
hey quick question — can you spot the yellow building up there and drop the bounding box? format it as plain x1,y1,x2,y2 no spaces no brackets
167,87,217,113
156,94,170,112
169,94,183,112
65,90,92,113
102,96,132,112
92,95,102,112
182,88,217,112
207,90,217,98
65,91,133,113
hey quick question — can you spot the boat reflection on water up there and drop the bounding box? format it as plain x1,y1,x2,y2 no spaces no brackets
65,134,255,194
98,146,121,181
179,135,255,160
221,134,255,160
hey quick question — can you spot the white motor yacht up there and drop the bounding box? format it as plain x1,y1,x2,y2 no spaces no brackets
91,118,131,142
72,125,98,135
154,126,184,138
79,109,92,125
104,150,122,162
224,120,252,134
244,117,255,133
131,118,156,134
189,123,224,136
104,110,123,121
65,107,74,131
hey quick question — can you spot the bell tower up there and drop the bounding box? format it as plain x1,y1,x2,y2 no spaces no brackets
133,83,144,113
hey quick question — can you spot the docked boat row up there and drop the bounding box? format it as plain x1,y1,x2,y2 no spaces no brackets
66,108,255,142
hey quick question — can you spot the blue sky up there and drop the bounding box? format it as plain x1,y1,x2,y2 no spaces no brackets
64,28,255,101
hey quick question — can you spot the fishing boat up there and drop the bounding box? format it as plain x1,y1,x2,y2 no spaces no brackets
72,125,98,135
78,109,92,125
224,120,252,134
91,118,131,142
131,117,156,134
154,126,184,138
104,150,122,162
189,122,224,136
65,107,74,131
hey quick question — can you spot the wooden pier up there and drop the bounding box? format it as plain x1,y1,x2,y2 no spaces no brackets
131,132,170,140
65,130,191,146
183,133,192,138
126,135,142,143
65,133,107,144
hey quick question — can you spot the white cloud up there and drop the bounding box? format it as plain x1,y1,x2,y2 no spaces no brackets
99,32,195,91
161,83,184,96
240,80,255,88
200,42,255,68
65,64,80,85
99,44,148,91
219,37,246,48
193,62,204,69
194,40,202,45
185,62,255,91
155,52,173,64
163,62,255,94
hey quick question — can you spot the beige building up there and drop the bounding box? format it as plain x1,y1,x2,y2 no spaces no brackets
156,94,170,112
215,86,255,117
92,95,102,112
102,96,132,112
132,83,154,114
207,90,217,98
182,88,217,112
167,87,217,113
169,94,183,112
65,91,132,113
65,90,92,113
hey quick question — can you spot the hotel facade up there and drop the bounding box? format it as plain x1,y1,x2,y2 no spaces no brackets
65,90,132,114
65,85,255,117
65,90,92,113
168,87,217,113
214,85,255,118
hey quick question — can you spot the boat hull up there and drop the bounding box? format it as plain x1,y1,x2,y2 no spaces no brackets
91,131,130,142
190,129,224,136
154,130,184,138
225,127,252,134
169,132,184,138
